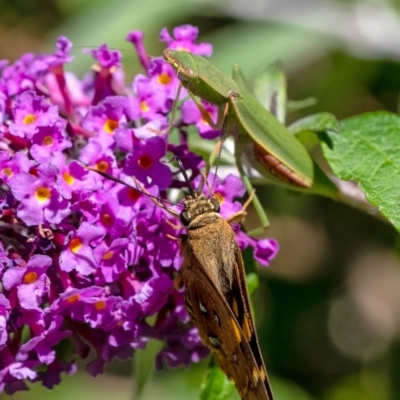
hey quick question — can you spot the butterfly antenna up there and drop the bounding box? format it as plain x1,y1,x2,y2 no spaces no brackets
175,159,195,197
72,45,132,53
72,46,158,58
87,167,179,214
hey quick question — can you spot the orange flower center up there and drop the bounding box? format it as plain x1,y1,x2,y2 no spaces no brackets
157,73,172,85
43,136,54,146
103,251,114,260
2,167,13,177
23,271,38,284
35,187,51,203
69,237,82,253
95,301,106,310
95,161,110,173
23,114,37,125
63,172,75,185
66,294,80,303
140,101,150,112
104,119,119,133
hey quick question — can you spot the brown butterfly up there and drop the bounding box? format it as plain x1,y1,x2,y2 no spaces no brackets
89,166,274,400
174,172,274,400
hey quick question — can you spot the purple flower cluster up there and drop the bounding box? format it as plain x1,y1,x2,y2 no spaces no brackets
0,24,279,393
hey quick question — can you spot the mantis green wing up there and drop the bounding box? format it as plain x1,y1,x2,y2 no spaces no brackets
164,49,314,189
232,63,340,199
227,88,313,188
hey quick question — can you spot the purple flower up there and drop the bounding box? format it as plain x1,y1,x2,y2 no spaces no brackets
0,360,40,394
160,25,213,56
123,136,172,190
79,141,117,176
52,286,105,319
236,231,279,267
147,58,181,100
9,91,61,139
126,31,150,71
52,154,97,200
1,53,40,97
82,96,128,149
89,189,133,238
253,237,279,266
167,144,205,178
87,44,122,69
93,238,129,283
59,222,104,275
0,151,33,183
30,124,71,163
44,70,90,112
45,36,74,67
84,44,125,104
38,360,76,389
18,316,71,364
9,164,70,226
2,255,52,310
134,274,173,315
181,99,220,139
115,119,168,153
0,295,10,348
133,74,170,120
113,178,158,219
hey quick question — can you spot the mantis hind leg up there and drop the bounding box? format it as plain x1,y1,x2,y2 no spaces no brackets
235,152,270,235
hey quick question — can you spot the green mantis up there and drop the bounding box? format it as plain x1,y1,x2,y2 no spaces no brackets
165,49,313,180
163,50,339,228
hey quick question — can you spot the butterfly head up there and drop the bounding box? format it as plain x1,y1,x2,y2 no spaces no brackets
180,192,221,228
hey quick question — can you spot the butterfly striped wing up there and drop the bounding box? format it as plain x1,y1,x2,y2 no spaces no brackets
177,225,274,400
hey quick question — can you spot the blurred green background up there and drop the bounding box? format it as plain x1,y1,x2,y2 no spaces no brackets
2,0,400,399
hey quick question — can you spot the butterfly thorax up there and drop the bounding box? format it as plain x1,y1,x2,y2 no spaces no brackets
183,192,221,229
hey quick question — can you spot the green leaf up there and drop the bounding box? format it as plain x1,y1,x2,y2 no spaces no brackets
242,246,257,274
199,358,234,400
245,272,259,295
288,112,340,136
134,328,164,398
322,111,400,231
286,98,317,112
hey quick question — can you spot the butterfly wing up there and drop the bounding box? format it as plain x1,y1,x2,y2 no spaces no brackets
177,230,273,400
228,241,275,400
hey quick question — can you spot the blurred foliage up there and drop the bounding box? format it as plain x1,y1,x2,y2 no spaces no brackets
2,0,400,399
